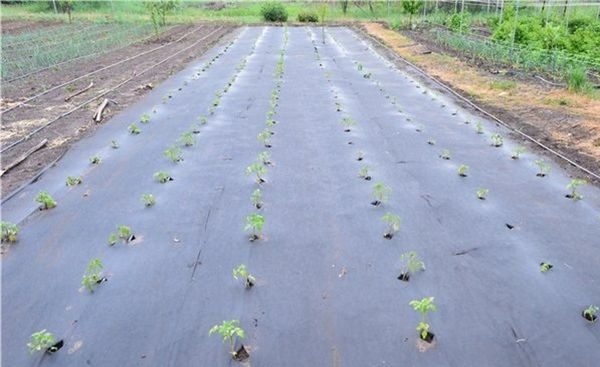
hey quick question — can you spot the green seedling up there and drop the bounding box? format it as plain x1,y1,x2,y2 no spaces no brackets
209,320,246,359
233,264,256,288
475,122,484,134
251,189,263,209
1,221,19,243
490,133,503,147
511,146,527,159
129,123,141,135
540,262,553,273
212,97,220,107
583,305,599,323
357,150,364,161
357,63,363,71
35,191,57,210
246,163,267,184
66,176,82,186
477,188,489,200
27,330,59,354
258,151,271,166
335,102,342,112
164,146,183,163
372,182,391,206
359,166,371,180
398,251,425,281
427,139,436,146
81,258,104,293
141,193,156,207
198,115,208,125
244,213,264,241
566,179,586,200
108,225,134,246
381,212,401,239
89,155,101,165
178,132,196,147
265,118,276,128
111,140,119,149
363,72,372,79
535,160,551,177
409,297,437,341
439,149,451,160
341,117,357,132
457,164,469,177
257,130,272,147
154,171,172,183
140,114,150,124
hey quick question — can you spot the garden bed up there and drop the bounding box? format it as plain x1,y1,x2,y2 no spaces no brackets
2,26,599,366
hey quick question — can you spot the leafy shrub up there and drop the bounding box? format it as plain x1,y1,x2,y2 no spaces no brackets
261,2,288,22
297,11,318,23
447,12,471,33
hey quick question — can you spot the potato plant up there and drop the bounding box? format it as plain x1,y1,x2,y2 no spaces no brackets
164,146,183,163
409,297,437,342
358,166,371,180
209,320,246,359
251,189,263,209
372,183,391,206
27,329,60,354
233,264,256,288
154,171,173,183
535,159,551,177
475,122,484,134
381,212,401,239
66,176,82,187
244,213,264,241
257,130,272,148
566,179,586,201
246,163,267,184
258,151,271,166
129,123,141,135
511,146,527,159
1,221,19,243
178,132,196,147
35,191,57,210
457,164,469,177
356,150,364,161
398,251,425,281
198,115,208,125
81,258,104,293
140,113,150,124
477,188,489,200
490,133,503,147
141,193,156,207
583,305,599,323
341,117,357,132
89,155,101,165
111,140,119,149
439,149,451,160
540,262,553,273
108,225,134,246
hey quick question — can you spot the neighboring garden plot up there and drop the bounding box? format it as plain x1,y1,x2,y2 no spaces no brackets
1,26,599,366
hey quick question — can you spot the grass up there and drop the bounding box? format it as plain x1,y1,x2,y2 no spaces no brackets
489,80,516,91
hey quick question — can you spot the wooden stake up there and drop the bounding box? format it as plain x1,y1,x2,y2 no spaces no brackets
1,139,48,176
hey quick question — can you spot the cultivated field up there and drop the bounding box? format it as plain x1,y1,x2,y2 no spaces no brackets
2,24,600,366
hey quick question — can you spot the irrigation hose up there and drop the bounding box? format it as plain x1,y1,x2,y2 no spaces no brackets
3,25,175,84
0,25,206,115
0,26,226,155
353,26,600,181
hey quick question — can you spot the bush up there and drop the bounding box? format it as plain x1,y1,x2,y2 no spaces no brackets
261,2,288,22
297,11,318,23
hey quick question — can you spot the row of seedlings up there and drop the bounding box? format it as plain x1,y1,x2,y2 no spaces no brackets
209,26,289,362
17,34,247,357
310,27,438,345
330,28,598,331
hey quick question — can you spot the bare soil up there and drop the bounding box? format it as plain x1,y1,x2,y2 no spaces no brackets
0,23,236,197
1,20,63,34
359,22,600,184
